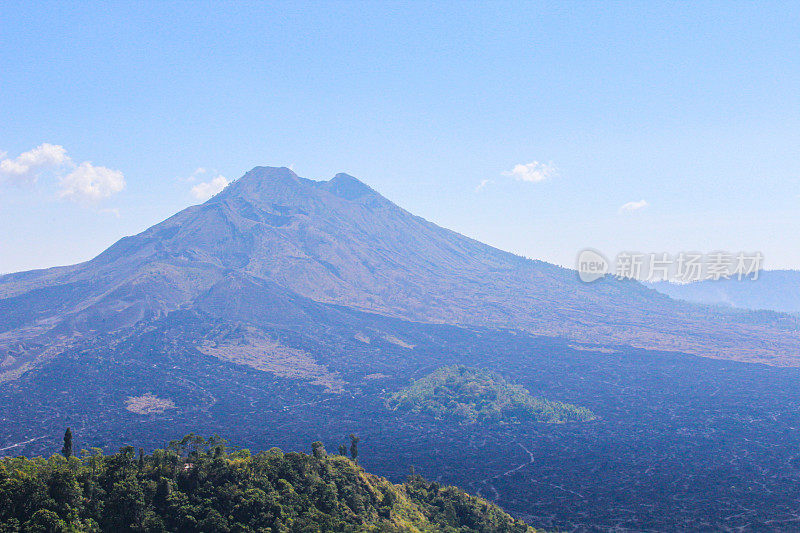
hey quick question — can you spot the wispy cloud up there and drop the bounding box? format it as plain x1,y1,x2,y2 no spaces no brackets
191,174,230,201
0,144,125,204
502,161,558,183
618,199,649,213
475,179,492,192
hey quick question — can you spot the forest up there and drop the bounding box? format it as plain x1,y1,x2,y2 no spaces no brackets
0,432,535,533
386,365,595,424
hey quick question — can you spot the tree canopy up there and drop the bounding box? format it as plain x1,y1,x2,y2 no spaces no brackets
0,433,537,532
387,365,596,424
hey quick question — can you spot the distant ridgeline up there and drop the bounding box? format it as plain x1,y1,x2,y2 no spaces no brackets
0,433,536,533
387,365,595,424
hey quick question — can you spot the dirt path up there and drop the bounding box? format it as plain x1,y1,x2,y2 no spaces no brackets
470,441,537,501
0,435,48,453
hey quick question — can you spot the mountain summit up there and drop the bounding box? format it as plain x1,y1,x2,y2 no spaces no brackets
1,166,799,378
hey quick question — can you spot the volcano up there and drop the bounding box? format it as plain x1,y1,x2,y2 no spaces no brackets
1,166,798,377
4,167,800,531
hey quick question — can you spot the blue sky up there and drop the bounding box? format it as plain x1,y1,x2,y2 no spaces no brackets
1,1,799,273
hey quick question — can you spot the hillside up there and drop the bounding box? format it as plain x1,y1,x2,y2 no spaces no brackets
387,365,595,424
0,434,535,532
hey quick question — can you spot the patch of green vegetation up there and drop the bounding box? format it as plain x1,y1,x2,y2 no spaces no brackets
0,433,536,532
387,365,595,424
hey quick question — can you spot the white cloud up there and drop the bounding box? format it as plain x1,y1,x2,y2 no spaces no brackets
1,144,125,205
475,179,492,192
502,161,558,183
59,162,126,203
0,143,71,182
190,175,229,201
618,199,649,213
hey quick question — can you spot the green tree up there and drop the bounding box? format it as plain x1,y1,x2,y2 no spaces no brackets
23,509,68,533
61,428,73,458
349,434,359,463
103,478,146,531
311,441,326,460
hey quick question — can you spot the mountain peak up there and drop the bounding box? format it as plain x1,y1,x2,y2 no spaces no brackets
322,172,377,200
216,166,307,204
220,166,387,206
240,166,300,184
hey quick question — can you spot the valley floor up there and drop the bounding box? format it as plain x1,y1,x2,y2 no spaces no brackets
3,314,800,531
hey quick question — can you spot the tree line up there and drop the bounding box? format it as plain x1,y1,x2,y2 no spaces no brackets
0,430,535,532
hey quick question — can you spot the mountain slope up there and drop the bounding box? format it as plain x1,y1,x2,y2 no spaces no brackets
1,166,799,375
